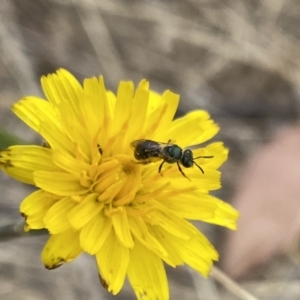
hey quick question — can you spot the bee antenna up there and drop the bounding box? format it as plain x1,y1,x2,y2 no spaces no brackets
194,155,214,159
193,160,204,174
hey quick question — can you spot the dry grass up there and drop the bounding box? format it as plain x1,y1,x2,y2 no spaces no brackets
0,0,300,299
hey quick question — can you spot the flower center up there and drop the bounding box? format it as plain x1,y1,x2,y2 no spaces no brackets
92,155,142,207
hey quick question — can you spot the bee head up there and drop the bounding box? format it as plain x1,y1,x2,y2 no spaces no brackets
181,149,194,168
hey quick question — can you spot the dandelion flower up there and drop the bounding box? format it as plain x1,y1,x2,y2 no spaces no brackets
0,69,239,299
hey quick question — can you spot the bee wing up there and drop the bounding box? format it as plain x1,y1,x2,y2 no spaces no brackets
130,139,147,149
183,144,199,151
183,140,215,151
130,139,171,149
156,142,173,147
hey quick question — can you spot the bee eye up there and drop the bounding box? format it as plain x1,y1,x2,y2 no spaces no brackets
181,157,193,168
181,150,193,168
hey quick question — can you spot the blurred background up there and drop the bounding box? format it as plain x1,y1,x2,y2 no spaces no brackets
1,0,300,299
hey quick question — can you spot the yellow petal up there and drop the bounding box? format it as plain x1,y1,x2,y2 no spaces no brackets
128,240,169,300
24,215,46,230
128,216,168,259
55,102,91,157
80,76,106,140
158,193,229,222
166,110,220,148
114,82,149,153
149,226,184,266
192,142,228,170
147,202,198,240
34,171,87,195
111,207,134,248
52,150,90,175
113,81,134,136
198,195,239,229
144,91,179,139
0,146,60,185
80,213,112,255
96,231,129,295
12,97,74,154
41,69,83,108
41,229,82,269
152,90,180,141
68,193,103,229
43,197,77,234
97,89,115,144
12,97,57,132
20,190,57,229
166,231,218,277
128,81,150,139
39,122,75,155
147,91,161,115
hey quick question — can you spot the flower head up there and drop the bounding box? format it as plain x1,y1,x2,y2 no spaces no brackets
0,69,238,299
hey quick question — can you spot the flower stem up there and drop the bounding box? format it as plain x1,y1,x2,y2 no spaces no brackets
211,267,260,300
0,219,47,242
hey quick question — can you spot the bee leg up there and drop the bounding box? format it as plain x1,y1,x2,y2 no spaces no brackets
177,163,191,181
158,160,165,176
194,155,214,159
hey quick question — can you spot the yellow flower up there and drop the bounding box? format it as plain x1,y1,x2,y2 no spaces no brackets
0,69,238,299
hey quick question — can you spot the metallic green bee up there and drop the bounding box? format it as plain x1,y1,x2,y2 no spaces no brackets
131,139,213,180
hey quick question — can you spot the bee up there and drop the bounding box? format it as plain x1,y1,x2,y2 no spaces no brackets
130,139,213,180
